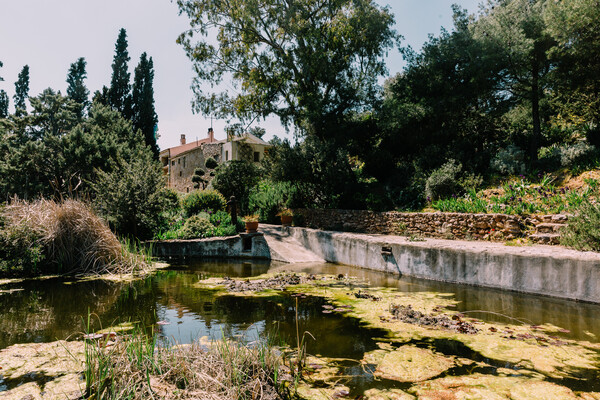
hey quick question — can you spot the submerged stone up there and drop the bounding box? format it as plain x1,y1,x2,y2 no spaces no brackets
363,388,415,400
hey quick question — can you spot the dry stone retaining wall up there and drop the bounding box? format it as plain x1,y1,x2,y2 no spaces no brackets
293,209,568,245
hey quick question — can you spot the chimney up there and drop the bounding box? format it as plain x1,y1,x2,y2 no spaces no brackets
208,127,214,142
180,134,186,145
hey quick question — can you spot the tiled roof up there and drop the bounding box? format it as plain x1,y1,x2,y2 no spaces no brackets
166,137,220,158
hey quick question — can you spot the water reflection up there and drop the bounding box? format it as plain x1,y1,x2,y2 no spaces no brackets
0,259,599,354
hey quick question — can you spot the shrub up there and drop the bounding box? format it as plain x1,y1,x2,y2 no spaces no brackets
248,181,297,224
425,159,463,201
490,145,526,176
182,190,227,216
561,200,600,251
205,157,218,169
559,142,595,168
0,199,147,277
179,215,215,239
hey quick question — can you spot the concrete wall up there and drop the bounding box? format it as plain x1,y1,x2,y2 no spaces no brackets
283,226,600,303
151,233,271,260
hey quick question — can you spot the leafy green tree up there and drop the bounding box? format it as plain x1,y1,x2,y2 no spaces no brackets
191,167,206,189
109,28,132,118
131,52,158,156
13,65,30,117
91,147,168,239
66,57,90,118
176,0,398,138
474,0,556,159
544,0,600,141
212,160,260,213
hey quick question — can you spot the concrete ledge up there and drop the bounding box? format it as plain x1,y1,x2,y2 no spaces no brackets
150,233,271,260
283,226,600,303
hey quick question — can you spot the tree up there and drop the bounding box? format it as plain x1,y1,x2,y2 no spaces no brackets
131,52,158,156
109,29,132,118
176,0,398,138
91,147,168,239
0,91,8,119
474,0,557,159
191,167,206,189
13,65,30,117
212,160,260,213
544,0,600,141
66,57,90,118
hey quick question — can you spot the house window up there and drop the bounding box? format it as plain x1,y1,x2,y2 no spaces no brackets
254,151,260,162
179,171,182,177
171,160,175,166
183,157,186,168
178,158,180,164
225,150,229,161
214,155,219,162
186,187,189,193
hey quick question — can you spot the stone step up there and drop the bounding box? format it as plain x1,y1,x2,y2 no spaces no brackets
529,233,561,245
259,225,325,264
535,223,567,234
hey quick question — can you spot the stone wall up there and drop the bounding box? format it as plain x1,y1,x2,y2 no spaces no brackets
293,209,568,245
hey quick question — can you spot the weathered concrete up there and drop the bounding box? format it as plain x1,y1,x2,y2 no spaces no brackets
150,228,324,264
283,226,600,303
259,225,325,263
151,233,271,260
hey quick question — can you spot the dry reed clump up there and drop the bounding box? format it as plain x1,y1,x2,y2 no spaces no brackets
2,199,148,275
87,337,287,400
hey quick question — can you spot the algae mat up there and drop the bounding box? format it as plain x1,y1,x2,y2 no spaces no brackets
197,273,600,399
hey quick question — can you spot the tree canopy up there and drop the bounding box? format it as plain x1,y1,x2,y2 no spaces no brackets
132,52,158,157
109,29,132,118
177,0,398,138
13,65,30,117
66,57,90,119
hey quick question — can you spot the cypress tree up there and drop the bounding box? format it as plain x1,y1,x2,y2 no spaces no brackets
13,65,30,117
109,28,131,118
0,61,7,118
66,57,90,118
132,52,159,157
0,91,8,118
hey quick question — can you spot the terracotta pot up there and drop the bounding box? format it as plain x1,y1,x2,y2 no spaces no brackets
245,221,259,233
280,215,293,226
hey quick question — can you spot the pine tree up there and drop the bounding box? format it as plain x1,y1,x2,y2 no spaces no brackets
132,52,159,157
13,65,30,117
66,57,90,118
109,29,131,118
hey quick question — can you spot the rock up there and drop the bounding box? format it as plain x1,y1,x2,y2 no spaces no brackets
365,346,454,383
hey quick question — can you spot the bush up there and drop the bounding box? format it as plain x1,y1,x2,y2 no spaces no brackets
212,160,260,213
248,181,297,224
205,157,218,169
0,199,147,277
182,190,227,217
179,215,215,239
559,142,595,168
425,159,463,201
490,145,526,176
561,200,600,251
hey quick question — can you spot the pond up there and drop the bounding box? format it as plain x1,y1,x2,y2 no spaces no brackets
1,259,600,395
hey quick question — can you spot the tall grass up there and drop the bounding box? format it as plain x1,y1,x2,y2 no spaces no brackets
84,328,290,400
1,199,148,276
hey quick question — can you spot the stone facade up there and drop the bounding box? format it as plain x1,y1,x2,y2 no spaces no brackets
292,209,569,245
168,146,208,193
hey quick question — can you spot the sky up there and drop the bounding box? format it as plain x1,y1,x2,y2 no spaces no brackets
0,0,480,151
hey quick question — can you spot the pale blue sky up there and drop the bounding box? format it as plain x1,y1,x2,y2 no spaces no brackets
0,0,480,150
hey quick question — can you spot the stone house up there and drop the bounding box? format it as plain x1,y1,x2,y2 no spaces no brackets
159,128,270,193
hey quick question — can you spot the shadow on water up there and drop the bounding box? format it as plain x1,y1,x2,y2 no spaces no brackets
1,258,600,394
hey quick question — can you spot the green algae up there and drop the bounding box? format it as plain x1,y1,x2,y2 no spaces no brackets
363,346,455,382
199,272,600,398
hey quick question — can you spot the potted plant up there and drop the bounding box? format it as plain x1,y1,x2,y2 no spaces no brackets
243,214,260,233
277,208,293,226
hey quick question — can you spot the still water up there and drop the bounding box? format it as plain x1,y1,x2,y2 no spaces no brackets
1,259,600,393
